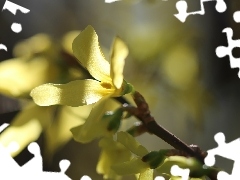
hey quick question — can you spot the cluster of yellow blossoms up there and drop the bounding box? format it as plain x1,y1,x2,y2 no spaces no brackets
0,25,209,180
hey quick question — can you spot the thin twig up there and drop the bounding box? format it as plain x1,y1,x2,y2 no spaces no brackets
114,92,218,180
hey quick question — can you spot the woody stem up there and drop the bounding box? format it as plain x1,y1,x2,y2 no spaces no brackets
114,92,218,180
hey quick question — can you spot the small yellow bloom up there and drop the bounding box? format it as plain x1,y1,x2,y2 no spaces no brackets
0,57,59,98
0,103,88,157
71,97,112,143
71,96,124,143
97,137,132,179
13,33,54,58
0,32,90,157
44,105,91,156
31,25,132,107
112,132,154,180
0,103,52,157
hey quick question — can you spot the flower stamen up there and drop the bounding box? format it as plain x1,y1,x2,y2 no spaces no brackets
101,82,112,89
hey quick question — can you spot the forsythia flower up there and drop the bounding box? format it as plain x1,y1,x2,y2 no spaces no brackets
0,33,60,98
30,25,132,107
112,132,154,180
96,137,131,179
71,97,115,143
0,103,51,156
0,32,90,157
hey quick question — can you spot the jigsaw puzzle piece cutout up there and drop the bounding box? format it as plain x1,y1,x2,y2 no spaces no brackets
38,160,71,180
154,177,165,180
170,165,190,180
233,11,240,23
218,171,235,180
0,128,72,180
175,0,227,22
174,1,188,22
80,175,92,180
204,132,240,166
59,159,71,174
218,158,240,180
22,144,71,179
214,0,227,13
204,132,226,166
2,0,30,15
217,169,240,180
205,132,240,179
21,142,42,173
216,28,240,78
0,123,20,173
0,143,20,171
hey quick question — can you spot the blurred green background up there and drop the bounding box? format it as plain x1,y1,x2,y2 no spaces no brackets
0,0,240,179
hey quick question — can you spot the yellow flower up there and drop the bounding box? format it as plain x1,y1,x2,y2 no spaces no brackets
0,103,89,157
0,32,80,98
30,25,132,107
112,132,154,180
71,97,124,143
97,137,131,179
0,103,51,156
0,57,59,98
0,32,90,157
71,97,111,143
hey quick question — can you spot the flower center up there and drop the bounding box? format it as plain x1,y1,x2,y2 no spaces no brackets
101,82,112,89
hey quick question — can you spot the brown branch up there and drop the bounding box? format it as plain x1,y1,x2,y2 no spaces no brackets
126,122,148,136
116,92,218,180
123,104,205,162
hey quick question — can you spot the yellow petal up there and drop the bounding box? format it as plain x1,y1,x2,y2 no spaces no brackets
45,105,91,156
72,25,111,82
0,57,59,98
97,137,131,179
138,168,154,180
13,34,52,57
71,97,111,143
111,157,149,175
62,30,81,55
117,131,148,156
110,37,128,89
31,79,112,106
0,104,52,157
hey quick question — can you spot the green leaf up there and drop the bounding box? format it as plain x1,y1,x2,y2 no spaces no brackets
121,80,134,95
106,108,123,132
142,150,167,169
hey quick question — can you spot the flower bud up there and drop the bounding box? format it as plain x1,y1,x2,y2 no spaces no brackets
121,80,134,95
